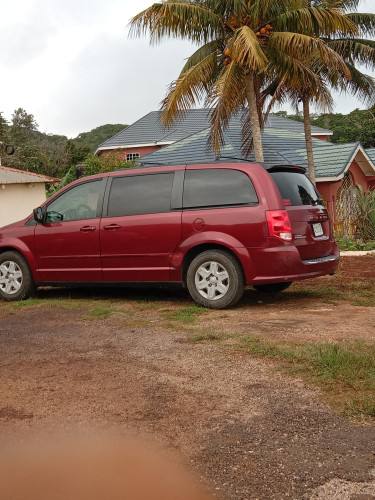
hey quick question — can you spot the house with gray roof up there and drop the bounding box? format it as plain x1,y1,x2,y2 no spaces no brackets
139,123,375,231
97,109,375,235
95,109,332,160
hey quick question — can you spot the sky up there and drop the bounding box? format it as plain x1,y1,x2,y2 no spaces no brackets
1,0,375,139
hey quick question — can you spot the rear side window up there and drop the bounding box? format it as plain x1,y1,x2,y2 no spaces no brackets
107,173,174,217
183,169,258,209
270,171,322,206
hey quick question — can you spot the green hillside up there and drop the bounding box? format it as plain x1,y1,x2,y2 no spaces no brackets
72,124,128,152
1,110,128,179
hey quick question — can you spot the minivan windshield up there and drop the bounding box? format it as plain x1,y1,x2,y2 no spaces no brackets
269,170,322,206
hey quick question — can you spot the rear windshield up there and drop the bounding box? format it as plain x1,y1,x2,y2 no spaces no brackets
269,170,322,206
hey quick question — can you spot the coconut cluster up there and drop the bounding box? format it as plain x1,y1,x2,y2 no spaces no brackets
256,24,274,45
222,22,273,66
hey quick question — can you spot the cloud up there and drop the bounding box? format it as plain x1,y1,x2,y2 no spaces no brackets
37,32,194,137
1,0,374,137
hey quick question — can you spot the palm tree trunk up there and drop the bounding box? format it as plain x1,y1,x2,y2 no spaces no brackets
245,73,264,163
302,95,316,185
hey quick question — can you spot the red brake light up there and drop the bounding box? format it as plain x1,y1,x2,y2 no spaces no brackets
266,210,293,241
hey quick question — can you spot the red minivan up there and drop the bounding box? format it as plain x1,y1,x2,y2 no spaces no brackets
0,163,339,308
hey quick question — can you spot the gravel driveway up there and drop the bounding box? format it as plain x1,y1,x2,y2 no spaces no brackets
0,257,374,499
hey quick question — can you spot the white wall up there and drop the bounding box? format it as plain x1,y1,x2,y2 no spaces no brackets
0,183,47,228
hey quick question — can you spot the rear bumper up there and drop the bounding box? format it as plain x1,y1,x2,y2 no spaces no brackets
245,243,340,285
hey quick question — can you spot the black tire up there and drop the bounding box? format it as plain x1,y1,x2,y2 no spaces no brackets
253,281,293,293
5,144,15,155
186,250,245,309
0,251,36,301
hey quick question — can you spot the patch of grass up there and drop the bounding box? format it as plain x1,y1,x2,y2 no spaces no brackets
351,288,375,307
8,297,87,311
235,336,375,420
188,331,225,343
84,307,114,320
189,332,375,420
290,285,346,301
13,298,43,308
293,281,375,307
136,302,159,311
162,305,207,325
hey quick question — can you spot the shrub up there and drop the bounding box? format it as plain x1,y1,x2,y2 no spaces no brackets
355,186,375,242
48,152,134,196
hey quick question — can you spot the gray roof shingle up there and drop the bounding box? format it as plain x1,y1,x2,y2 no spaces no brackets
366,148,375,163
140,126,369,179
97,110,332,150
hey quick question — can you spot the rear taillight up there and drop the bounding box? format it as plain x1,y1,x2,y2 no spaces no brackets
266,210,293,242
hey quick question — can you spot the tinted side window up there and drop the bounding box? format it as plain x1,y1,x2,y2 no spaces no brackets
270,171,322,206
183,169,258,209
107,173,174,217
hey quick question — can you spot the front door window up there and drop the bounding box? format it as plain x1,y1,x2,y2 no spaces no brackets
46,180,102,222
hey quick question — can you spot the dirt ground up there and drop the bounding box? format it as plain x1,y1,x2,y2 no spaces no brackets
0,256,375,500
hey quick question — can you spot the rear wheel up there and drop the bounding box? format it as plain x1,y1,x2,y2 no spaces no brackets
253,282,293,293
0,251,35,301
187,250,245,309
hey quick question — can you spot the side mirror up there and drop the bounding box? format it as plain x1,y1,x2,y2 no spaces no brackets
33,207,45,224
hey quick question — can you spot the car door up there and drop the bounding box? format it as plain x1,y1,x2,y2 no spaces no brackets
34,178,106,282
100,170,183,282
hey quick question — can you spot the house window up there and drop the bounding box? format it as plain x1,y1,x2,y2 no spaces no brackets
126,153,140,161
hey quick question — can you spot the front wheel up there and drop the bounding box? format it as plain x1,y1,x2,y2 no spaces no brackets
253,282,293,293
186,250,245,309
0,251,36,301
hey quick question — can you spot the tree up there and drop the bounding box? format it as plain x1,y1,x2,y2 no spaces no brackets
307,0,375,183
0,112,8,140
130,0,356,163
64,140,90,167
310,108,375,147
11,108,38,139
257,0,375,184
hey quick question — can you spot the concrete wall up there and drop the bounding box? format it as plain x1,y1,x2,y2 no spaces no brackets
0,183,47,228
312,135,329,141
98,145,163,160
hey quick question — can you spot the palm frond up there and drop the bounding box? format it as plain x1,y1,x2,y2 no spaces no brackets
347,13,375,37
249,0,294,26
206,62,246,153
327,38,375,68
311,0,360,10
180,40,222,74
267,52,323,98
269,32,351,79
339,63,375,106
160,50,219,127
129,1,224,44
274,7,358,37
230,26,268,70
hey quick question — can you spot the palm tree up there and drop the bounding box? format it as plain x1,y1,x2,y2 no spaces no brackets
130,0,357,163
264,0,375,184
262,63,336,184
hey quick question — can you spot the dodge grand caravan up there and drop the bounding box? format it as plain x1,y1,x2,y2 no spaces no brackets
0,163,339,308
